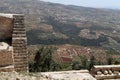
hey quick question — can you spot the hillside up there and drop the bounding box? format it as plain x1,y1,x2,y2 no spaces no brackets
0,0,120,52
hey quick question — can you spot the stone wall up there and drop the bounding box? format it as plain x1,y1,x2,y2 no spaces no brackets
0,16,13,39
0,13,28,72
12,14,28,72
0,50,13,67
91,65,120,80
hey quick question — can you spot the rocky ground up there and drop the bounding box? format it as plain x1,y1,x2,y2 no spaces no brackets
0,72,45,80
0,70,96,80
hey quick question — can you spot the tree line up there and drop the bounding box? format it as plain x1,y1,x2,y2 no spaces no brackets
29,46,120,72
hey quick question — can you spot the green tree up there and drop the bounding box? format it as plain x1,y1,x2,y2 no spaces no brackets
41,48,53,71
114,60,120,65
89,55,96,70
29,61,34,72
33,47,44,72
80,55,88,69
29,46,61,72
50,61,61,71
107,57,113,65
71,61,81,70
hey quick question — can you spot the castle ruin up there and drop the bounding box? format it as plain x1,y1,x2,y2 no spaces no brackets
0,13,28,72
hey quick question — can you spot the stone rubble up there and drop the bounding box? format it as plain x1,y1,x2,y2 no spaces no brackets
0,42,10,50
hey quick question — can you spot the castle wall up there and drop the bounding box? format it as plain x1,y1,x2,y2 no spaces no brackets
12,15,28,72
0,50,13,67
0,16,13,39
0,14,28,72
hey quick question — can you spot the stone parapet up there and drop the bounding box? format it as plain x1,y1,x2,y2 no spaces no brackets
91,65,120,80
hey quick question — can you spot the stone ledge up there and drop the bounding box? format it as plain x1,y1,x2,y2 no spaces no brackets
0,65,14,72
40,70,96,80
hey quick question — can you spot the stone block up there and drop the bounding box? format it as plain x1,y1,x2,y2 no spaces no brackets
0,50,13,67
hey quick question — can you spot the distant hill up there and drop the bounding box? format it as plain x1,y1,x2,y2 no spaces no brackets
0,0,120,51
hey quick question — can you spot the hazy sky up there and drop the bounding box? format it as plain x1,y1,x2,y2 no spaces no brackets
42,0,120,9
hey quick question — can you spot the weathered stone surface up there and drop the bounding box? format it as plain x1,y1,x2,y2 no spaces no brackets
0,65,14,72
91,65,120,80
40,70,96,80
0,13,28,72
97,71,102,75
0,50,13,67
0,16,13,39
12,14,28,72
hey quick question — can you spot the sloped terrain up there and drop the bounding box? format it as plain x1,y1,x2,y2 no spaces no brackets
0,0,120,47
0,0,120,57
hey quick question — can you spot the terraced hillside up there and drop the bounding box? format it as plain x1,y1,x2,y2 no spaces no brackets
0,0,120,53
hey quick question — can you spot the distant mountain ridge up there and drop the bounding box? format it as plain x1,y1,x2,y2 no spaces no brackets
0,0,120,24
0,0,120,52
